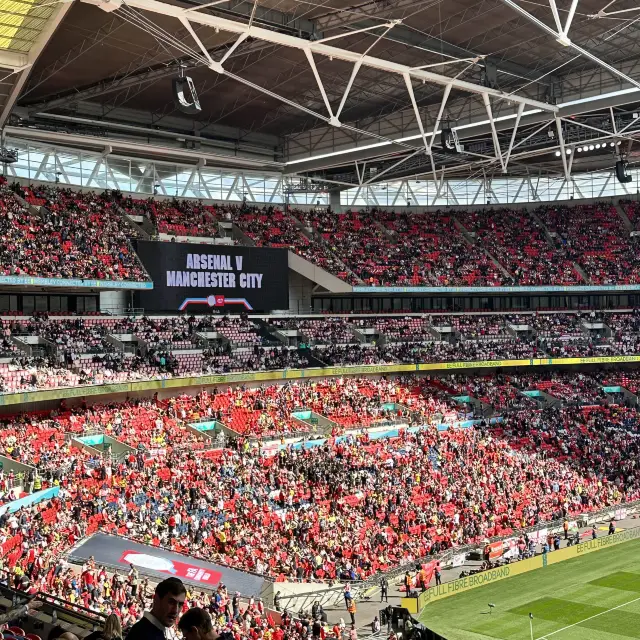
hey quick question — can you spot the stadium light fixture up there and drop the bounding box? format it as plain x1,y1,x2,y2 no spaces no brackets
589,145,595,150
566,149,571,155
555,150,561,157
577,147,582,152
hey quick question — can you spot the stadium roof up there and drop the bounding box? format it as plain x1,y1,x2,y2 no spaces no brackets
0,0,70,125
4,0,640,187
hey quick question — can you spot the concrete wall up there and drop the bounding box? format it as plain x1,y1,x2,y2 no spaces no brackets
289,269,315,314
0,454,35,478
72,434,134,457
100,290,129,314
0,486,60,516
287,252,352,294
266,581,346,613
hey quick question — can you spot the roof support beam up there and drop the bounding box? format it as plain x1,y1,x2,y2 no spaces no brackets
499,0,640,90
562,116,635,144
304,49,336,123
335,60,361,120
0,50,29,72
428,83,452,152
363,148,421,185
563,0,579,38
503,102,525,169
483,93,505,173
81,0,557,113
0,0,73,127
548,0,564,36
348,18,560,87
403,73,430,155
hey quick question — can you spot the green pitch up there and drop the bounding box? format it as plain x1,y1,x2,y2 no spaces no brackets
418,537,640,640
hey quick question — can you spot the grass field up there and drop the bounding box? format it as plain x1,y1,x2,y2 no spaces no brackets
418,537,640,640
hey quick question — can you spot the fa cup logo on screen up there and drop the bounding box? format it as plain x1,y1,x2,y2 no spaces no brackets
179,294,253,311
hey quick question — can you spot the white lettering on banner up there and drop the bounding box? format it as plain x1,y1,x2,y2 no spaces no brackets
187,254,232,271
503,538,519,560
451,553,466,568
616,508,628,521
529,528,548,543
166,253,264,289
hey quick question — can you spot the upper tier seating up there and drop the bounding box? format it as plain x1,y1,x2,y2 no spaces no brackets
2,182,149,281
536,203,640,284
4,181,640,287
119,195,220,238
455,208,583,285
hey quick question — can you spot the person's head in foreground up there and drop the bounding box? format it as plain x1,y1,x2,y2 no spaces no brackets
48,627,79,640
152,577,187,628
178,606,219,640
103,613,123,639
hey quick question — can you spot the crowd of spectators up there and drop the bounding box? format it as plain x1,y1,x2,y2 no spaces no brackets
231,207,353,280
439,374,536,412
455,208,583,285
300,209,390,285
431,314,509,339
517,371,606,406
496,404,640,493
0,386,638,599
620,199,640,230
0,365,636,639
368,317,433,342
0,312,638,393
5,180,640,288
374,210,506,287
8,183,149,282
118,195,219,238
606,310,640,335
536,203,640,285
271,318,357,344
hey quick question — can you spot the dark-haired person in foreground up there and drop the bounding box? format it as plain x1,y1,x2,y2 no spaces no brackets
126,577,186,640
178,607,220,640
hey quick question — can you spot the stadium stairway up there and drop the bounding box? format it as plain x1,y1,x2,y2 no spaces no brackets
289,211,365,285
232,221,258,247
113,202,152,239
453,217,513,282
246,319,283,348
615,201,634,230
521,388,561,409
373,218,396,242
529,209,558,246
529,208,590,283
299,346,327,368
571,262,592,285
